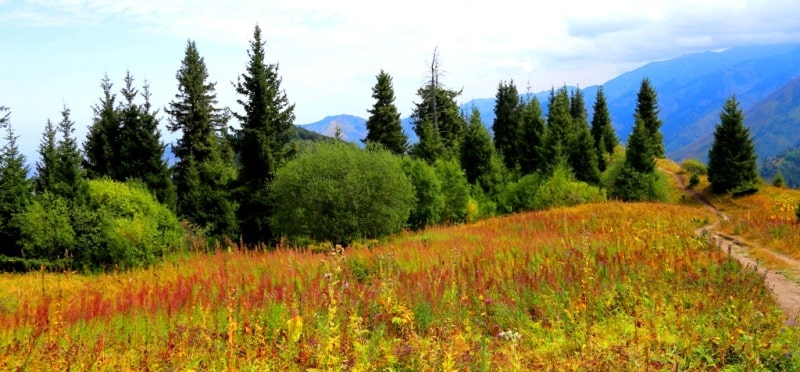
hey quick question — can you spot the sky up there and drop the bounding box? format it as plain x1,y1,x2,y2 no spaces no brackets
2,0,800,162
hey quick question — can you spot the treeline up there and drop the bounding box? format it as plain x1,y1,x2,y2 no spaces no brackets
0,28,760,272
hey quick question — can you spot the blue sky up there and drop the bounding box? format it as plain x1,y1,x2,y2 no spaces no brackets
2,0,799,162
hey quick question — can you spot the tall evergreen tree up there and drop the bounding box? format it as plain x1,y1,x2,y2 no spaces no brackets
492,80,521,169
364,70,407,154
410,49,465,161
167,40,238,237
566,87,600,184
0,107,32,256
519,96,546,175
83,74,120,179
611,117,661,202
590,86,618,171
544,86,573,171
234,25,296,244
53,106,88,202
624,117,656,174
461,107,495,185
707,96,759,194
35,119,58,194
634,78,665,158
117,73,175,209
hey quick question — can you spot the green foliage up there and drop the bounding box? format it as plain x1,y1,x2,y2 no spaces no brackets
689,173,700,189
83,179,184,270
492,80,521,169
15,192,75,260
433,159,471,225
35,118,58,194
681,159,708,175
590,86,618,171
610,164,669,202
461,107,496,186
83,74,120,179
402,158,445,231
364,70,407,154
519,95,546,175
625,117,656,174
544,87,573,170
0,107,32,257
569,126,601,185
634,78,665,158
167,40,238,238
410,68,465,161
511,163,605,211
235,25,296,244
271,142,413,245
772,173,785,187
708,96,760,194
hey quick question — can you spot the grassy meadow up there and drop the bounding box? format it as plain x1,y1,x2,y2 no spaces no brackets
1,201,798,370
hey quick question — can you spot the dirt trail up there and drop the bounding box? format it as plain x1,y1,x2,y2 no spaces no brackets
668,171,800,321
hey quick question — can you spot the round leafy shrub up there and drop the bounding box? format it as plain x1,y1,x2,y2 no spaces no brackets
681,159,708,175
271,142,414,245
402,158,444,230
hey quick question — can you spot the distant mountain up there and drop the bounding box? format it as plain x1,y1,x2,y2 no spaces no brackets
300,43,800,163
299,114,418,146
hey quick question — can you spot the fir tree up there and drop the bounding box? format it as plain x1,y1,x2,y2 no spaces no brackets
35,119,58,194
544,86,573,171
410,119,445,163
624,117,655,174
234,25,296,244
0,107,32,256
519,95,546,175
167,40,238,237
83,74,120,179
492,80,521,169
590,86,618,171
117,73,176,209
461,107,495,185
566,87,600,184
364,70,407,154
53,106,88,202
707,96,759,194
634,78,665,158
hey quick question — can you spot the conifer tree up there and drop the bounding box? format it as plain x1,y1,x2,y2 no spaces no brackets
234,25,296,244
35,119,58,194
707,96,759,194
0,107,32,256
544,86,573,171
634,78,665,158
519,96,546,175
611,117,661,202
117,73,175,209
624,117,655,174
410,119,445,163
410,49,465,161
461,107,495,185
492,80,521,169
590,86,617,170
53,106,88,202
566,88,600,184
167,40,238,237
364,70,407,154
83,74,120,179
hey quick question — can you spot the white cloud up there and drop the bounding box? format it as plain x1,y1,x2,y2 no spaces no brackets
3,0,800,123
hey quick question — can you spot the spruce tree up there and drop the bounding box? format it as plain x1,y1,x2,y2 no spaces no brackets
83,74,120,179
634,78,665,158
53,106,88,202
117,73,176,209
492,80,521,169
611,117,660,202
410,119,445,163
707,96,759,194
566,87,600,184
590,86,618,171
234,25,296,244
364,70,407,154
519,96,546,175
167,40,238,237
624,117,655,174
544,86,573,171
461,107,495,185
0,107,32,256
35,119,58,194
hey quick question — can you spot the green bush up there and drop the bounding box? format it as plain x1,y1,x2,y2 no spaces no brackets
610,164,669,202
688,173,700,189
530,164,605,210
271,142,414,245
402,158,444,230
681,159,708,175
508,173,544,212
772,173,785,188
14,192,75,260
